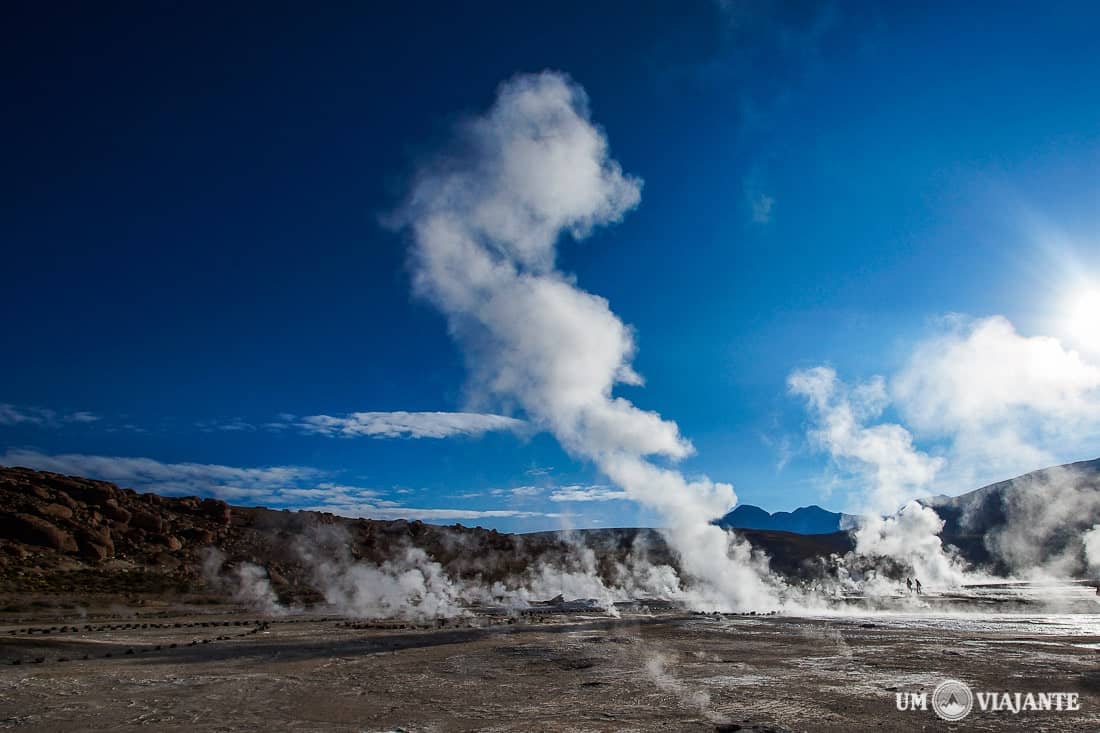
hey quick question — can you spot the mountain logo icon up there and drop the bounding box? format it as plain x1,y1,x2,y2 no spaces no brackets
932,679,974,721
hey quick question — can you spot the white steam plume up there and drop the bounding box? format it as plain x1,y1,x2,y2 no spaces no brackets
292,523,700,619
199,547,285,614
1084,525,1100,573
296,526,465,621
788,366,971,589
974,462,1100,578
394,71,781,611
790,313,1100,590
788,366,943,513
644,652,722,723
852,503,968,586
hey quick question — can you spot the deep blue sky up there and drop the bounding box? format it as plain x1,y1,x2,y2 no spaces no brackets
4,1,1099,531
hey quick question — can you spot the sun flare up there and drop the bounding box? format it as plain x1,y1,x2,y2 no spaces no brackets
1065,287,1100,351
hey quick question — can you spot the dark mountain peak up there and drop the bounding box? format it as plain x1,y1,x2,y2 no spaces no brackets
718,503,845,535
728,504,771,520
791,505,832,516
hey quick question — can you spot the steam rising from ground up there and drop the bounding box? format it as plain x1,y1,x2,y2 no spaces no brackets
788,366,972,591
200,547,284,614
644,652,721,723
192,74,1098,620
392,71,783,611
1084,525,1100,572
285,524,704,620
300,537,465,621
963,462,1100,578
850,503,969,587
790,313,1100,594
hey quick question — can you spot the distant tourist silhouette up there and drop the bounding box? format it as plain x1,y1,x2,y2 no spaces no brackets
915,578,923,595
906,578,913,593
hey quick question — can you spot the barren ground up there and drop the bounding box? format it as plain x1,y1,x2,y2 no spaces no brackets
2,601,1100,732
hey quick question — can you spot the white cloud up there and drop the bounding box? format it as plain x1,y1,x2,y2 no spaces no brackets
0,448,324,501
751,193,775,223
0,404,43,425
64,411,101,424
759,431,793,472
549,485,629,502
489,485,542,497
508,486,541,497
297,411,525,439
524,465,554,476
196,418,256,433
892,314,1100,489
789,314,1100,504
0,404,100,427
303,504,557,521
0,449,561,523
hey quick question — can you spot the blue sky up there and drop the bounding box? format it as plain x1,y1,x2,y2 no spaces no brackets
4,2,1100,532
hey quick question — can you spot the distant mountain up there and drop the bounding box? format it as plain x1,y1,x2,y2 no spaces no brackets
920,457,1100,535
717,503,853,535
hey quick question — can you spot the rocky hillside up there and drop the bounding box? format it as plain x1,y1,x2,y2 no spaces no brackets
0,466,850,603
0,466,591,601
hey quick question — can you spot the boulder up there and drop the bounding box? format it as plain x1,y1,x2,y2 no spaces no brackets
58,478,117,506
181,527,215,545
267,567,290,590
79,541,111,562
38,503,74,521
0,513,79,553
53,491,78,510
200,498,232,525
77,526,114,560
102,499,131,524
129,508,165,534
153,534,183,552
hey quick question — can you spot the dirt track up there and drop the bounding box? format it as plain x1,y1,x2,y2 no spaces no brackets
2,607,1100,732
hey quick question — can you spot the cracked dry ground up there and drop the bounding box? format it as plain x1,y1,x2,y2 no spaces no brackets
2,611,1100,732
